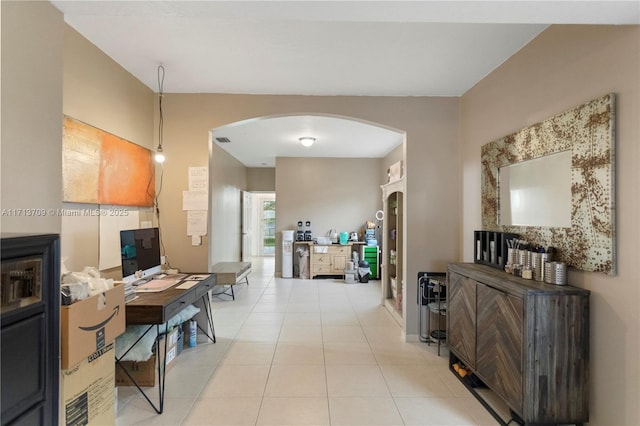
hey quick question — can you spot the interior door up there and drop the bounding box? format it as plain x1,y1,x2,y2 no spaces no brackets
241,191,252,261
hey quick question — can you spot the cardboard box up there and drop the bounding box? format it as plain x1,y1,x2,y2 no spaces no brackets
61,342,116,426
61,283,126,369
115,327,179,387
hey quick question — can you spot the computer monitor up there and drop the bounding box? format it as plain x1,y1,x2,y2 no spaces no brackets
120,227,162,282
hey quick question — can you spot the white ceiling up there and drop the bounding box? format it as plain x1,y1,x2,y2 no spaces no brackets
51,1,639,167
211,115,405,167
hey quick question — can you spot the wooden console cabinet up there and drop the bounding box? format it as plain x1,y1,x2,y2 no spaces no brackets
309,244,352,279
447,263,589,425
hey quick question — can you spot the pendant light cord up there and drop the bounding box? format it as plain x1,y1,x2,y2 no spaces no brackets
154,65,172,269
157,65,165,152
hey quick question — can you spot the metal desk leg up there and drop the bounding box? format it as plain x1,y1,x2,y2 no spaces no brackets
115,323,169,414
197,292,216,343
210,284,235,300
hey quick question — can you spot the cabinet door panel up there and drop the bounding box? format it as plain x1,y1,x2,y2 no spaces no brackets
476,283,523,413
1,313,46,423
331,254,348,272
447,272,476,368
524,294,590,422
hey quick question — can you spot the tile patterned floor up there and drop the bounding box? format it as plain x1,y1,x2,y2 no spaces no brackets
116,257,500,425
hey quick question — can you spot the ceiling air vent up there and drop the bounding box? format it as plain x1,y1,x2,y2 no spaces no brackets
215,137,231,143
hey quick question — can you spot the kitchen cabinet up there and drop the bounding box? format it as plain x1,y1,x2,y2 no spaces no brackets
447,263,589,425
381,178,404,326
309,243,352,279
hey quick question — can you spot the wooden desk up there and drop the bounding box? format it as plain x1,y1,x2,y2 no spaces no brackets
126,274,217,324
118,273,217,414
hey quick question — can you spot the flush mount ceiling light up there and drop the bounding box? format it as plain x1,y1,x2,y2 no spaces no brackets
299,137,315,147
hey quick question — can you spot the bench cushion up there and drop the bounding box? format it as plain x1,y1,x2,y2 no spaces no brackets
211,262,251,285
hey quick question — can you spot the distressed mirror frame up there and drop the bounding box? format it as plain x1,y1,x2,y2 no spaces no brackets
481,93,616,274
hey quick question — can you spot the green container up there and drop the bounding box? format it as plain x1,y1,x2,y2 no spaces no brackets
339,232,349,245
362,246,378,279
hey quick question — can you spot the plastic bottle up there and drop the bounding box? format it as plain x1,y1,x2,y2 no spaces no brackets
189,320,197,347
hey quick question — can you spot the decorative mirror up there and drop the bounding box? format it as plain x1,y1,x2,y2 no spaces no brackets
481,93,616,274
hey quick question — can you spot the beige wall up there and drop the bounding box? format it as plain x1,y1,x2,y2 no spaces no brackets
274,157,384,274
60,25,155,273
247,167,276,192
208,144,247,266
63,27,153,147
1,1,63,234
163,94,461,336
460,25,640,425
8,9,635,423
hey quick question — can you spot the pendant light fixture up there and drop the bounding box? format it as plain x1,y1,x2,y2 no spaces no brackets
299,137,315,147
155,65,166,163
154,149,165,163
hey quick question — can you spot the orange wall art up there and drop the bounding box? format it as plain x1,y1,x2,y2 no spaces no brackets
62,116,155,207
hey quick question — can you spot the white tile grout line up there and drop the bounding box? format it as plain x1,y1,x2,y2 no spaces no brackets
132,259,444,425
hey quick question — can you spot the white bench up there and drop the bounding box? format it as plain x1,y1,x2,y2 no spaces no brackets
210,262,251,300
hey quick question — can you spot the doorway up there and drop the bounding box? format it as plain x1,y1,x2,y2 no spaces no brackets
261,197,276,256
241,192,276,259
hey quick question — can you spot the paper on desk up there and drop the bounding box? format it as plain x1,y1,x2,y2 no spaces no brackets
176,280,199,289
135,279,178,292
186,274,210,280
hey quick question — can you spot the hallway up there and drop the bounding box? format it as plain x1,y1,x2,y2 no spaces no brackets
116,257,498,425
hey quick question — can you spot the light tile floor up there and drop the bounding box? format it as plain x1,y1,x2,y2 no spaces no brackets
116,257,500,425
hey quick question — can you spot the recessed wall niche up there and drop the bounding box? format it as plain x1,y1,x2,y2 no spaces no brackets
481,93,615,274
